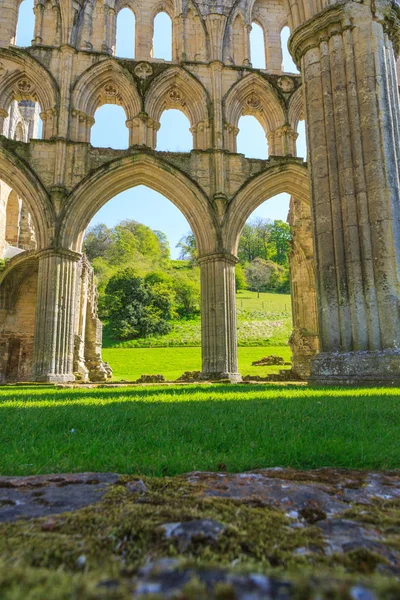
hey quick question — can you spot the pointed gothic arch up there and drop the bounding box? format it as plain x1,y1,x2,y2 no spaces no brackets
222,159,309,254
224,72,286,152
59,152,218,256
0,49,59,138
144,67,211,149
71,59,141,142
0,146,54,249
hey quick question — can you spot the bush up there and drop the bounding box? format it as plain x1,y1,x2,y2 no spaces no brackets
105,268,174,340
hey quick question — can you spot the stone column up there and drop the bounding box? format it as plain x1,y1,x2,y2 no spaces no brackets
32,249,80,382
199,252,241,382
0,0,18,46
290,0,400,384
288,196,319,378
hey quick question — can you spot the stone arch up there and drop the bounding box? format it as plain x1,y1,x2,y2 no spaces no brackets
59,153,218,256
183,5,208,62
0,49,59,138
288,85,304,131
227,10,249,66
144,67,211,149
222,160,309,254
223,73,286,152
5,189,22,245
71,59,141,142
0,252,39,382
0,145,54,248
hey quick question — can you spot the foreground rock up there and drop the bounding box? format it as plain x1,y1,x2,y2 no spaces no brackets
0,469,399,598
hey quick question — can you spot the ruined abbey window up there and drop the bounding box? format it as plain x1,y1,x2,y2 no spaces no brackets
280,26,298,73
15,0,35,46
153,12,172,61
250,22,266,69
237,116,269,159
91,105,129,149
116,7,136,58
157,110,192,152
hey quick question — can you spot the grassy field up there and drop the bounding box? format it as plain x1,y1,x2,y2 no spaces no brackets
1,384,399,476
103,291,292,348
103,346,292,381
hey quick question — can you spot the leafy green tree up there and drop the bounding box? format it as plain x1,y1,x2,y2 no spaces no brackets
83,224,114,261
172,273,200,317
105,268,174,340
238,218,273,263
235,263,247,290
269,220,291,266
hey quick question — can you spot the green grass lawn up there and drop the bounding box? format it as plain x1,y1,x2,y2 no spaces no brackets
103,346,292,381
1,384,400,476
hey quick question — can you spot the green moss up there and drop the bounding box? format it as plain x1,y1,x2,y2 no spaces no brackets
0,477,400,598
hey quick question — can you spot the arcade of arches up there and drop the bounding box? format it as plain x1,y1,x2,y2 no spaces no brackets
0,0,400,385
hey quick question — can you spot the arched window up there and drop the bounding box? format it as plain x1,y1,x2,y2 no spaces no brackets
91,105,129,149
280,26,298,73
250,22,266,69
16,0,35,46
153,12,172,61
296,120,306,158
157,110,192,151
14,122,25,142
5,191,22,246
237,115,268,159
116,8,136,58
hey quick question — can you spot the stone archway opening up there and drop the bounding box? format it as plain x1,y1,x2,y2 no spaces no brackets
81,184,202,382
234,191,318,380
15,0,35,47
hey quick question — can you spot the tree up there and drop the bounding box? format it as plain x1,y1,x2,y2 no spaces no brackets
173,272,200,317
269,220,291,265
245,258,281,297
235,263,247,290
238,218,273,263
83,224,114,261
176,231,197,263
104,268,174,340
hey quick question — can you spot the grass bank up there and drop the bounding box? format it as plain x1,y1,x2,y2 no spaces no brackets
1,384,399,476
103,291,292,348
102,346,292,381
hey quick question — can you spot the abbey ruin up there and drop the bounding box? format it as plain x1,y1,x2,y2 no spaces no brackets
0,0,399,384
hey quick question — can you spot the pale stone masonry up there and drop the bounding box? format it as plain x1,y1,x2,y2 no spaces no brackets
0,0,398,384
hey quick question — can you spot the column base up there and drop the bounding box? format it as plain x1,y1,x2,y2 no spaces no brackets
310,349,400,386
200,372,242,383
34,373,76,383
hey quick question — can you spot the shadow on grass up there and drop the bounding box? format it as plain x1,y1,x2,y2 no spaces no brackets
0,386,400,476
1,383,399,405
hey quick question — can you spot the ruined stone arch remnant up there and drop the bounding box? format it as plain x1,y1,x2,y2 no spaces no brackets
0,0,400,385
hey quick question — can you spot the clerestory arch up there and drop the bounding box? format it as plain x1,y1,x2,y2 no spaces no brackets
71,59,141,142
224,72,286,152
0,145,54,248
72,58,141,118
223,159,309,254
144,67,211,149
0,49,59,138
59,152,219,255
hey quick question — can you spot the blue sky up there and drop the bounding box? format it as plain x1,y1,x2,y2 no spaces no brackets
16,3,306,258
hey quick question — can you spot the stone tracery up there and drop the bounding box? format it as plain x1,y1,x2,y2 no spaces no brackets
0,0,398,384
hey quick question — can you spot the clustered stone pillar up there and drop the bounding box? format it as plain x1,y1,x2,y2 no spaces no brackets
290,0,400,384
199,252,241,382
32,249,80,382
288,196,319,378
